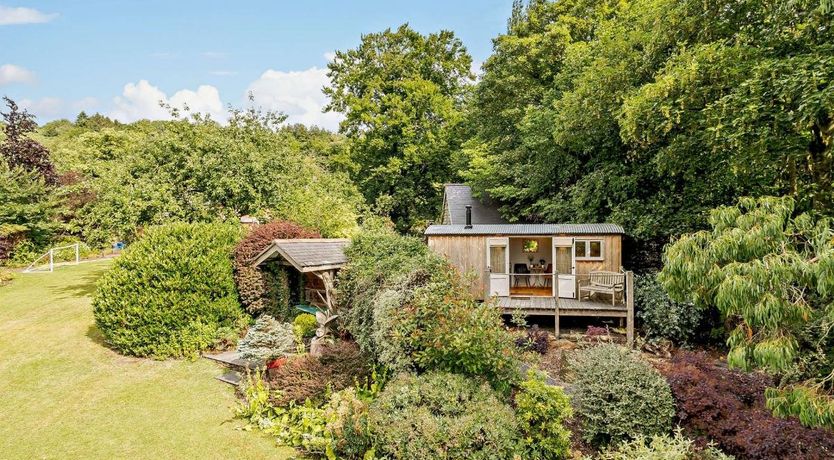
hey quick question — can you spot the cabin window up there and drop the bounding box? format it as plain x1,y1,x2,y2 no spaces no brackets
522,239,539,253
575,239,604,260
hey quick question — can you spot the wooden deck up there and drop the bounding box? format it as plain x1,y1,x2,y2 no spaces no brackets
494,270,635,346
496,296,626,316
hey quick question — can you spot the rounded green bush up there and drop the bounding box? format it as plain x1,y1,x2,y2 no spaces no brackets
368,372,521,459
93,222,245,358
571,344,675,447
292,313,318,339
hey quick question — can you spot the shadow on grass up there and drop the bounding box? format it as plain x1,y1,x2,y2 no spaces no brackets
49,268,107,299
86,323,108,347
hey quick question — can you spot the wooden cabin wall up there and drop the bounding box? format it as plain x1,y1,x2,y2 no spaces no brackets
573,234,622,274
427,235,488,300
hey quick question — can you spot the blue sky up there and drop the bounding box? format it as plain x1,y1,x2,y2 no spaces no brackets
0,1,512,129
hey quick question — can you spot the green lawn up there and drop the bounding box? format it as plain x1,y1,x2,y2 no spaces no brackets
0,260,294,459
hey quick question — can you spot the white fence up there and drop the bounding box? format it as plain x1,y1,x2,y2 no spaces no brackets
23,243,81,273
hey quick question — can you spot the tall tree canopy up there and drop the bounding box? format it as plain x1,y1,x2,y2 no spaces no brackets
325,24,472,233
35,107,362,246
1,96,57,184
465,0,833,267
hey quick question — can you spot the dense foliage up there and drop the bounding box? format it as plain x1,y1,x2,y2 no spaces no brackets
292,313,317,340
34,107,360,248
338,224,520,392
594,430,731,460
325,24,472,232
514,372,573,459
92,222,245,358
634,273,706,346
658,351,834,459
0,161,59,261
232,220,320,318
266,340,372,407
0,99,61,262
1,97,56,184
368,372,521,459
572,344,675,447
660,196,834,427
236,316,296,362
462,0,834,268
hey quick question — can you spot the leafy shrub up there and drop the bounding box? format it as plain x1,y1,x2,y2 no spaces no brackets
232,220,319,318
323,388,374,458
92,222,245,358
635,273,705,346
514,371,572,459
236,372,371,457
337,225,438,356
267,340,372,406
516,324,550,354
658,351,834,459
339,227,521,393
368,372,522,459
594,430,732,460
237,315,296,362
293,313,318,340
571,344,674,447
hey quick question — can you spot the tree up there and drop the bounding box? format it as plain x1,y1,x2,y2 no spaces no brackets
43,105,362,246
0,161,58,259
465,0,834,269
325,24,473,233
1,96,57,184
660,196,834,429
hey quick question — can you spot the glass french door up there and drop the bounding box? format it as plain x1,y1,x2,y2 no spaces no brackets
486,237,509,297
552,237,576,298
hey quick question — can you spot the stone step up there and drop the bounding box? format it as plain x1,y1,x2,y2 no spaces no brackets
216,370,242,386
202,350,261,371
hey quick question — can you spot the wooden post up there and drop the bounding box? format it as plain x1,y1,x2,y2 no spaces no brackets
554,271,560,338
48,249,53,272
74,243,80,265
626,271,634,347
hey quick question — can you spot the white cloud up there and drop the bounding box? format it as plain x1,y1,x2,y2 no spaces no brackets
109,80,225,122
323,51,336,62
0,64,35,85
0,6,57,25
246,67,342,131
19,97,63,117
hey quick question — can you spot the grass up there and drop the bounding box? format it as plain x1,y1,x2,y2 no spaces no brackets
0,260,295,459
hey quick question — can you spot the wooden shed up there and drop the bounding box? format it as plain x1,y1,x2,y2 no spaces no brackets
426,184,634,344
251,238,349,309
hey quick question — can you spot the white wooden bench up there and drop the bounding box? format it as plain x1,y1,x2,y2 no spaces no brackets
578,271,625,306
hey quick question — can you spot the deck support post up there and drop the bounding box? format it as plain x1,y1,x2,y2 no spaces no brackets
626,271,634,347
554,272,560,338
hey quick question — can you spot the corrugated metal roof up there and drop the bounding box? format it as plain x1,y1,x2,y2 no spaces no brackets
252,239,349,272
424,223,625,236
442,184,507,225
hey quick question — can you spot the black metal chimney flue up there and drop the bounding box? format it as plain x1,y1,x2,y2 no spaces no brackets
465,205,473,229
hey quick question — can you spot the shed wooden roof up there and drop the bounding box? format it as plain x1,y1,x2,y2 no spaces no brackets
424,223,625,236
251,239,349,272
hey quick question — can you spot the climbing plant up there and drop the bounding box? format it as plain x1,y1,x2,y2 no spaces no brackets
660,196,834,429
